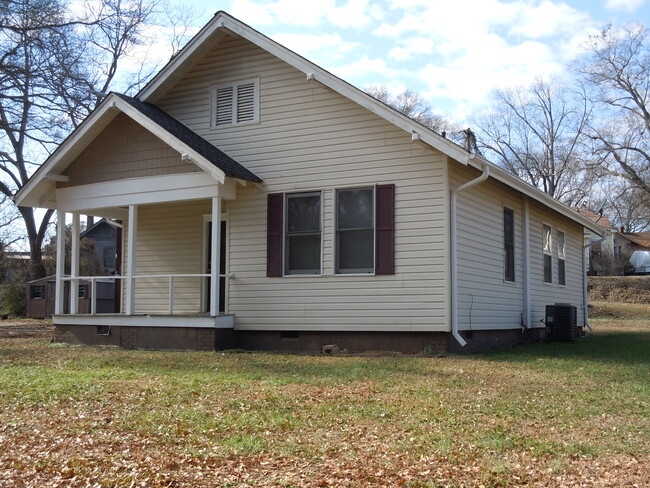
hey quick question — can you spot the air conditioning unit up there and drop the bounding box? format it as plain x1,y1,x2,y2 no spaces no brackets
545,303,581,342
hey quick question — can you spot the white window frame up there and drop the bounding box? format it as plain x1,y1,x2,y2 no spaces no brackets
210,78,260,128
557,229,566,287
335,186,376,275
543,223,553,284
284,191,323,276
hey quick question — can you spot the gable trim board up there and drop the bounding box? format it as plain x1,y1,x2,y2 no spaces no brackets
13,11,604,352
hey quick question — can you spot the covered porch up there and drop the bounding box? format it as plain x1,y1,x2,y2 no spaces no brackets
52,175,240,330
13,93,263,346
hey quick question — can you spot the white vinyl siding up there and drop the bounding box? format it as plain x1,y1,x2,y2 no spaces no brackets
451,163,586,331
211,79,259,127
529,202,585,328
157,34,449,332
451,164,525,331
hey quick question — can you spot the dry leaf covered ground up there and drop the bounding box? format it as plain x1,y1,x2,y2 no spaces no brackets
0,304,648,488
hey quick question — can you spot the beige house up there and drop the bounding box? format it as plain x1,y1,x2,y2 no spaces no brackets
14,12,603,352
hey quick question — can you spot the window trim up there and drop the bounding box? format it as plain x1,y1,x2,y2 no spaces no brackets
503,206,515,283
210,77,260,128
334,186,376,275
543,223,553,284
557,228,566,287
284,191,323,276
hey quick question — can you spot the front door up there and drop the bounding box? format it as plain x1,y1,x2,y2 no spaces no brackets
205,220,226,313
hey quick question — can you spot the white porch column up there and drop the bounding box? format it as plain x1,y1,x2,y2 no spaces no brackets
210,197,221,317
125,205,138,315
54,210,67,315
69,213,80,315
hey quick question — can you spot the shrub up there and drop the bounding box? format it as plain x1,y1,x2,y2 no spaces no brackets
0,280,27,317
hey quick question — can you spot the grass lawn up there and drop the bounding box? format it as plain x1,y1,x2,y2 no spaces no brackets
0,305,648,487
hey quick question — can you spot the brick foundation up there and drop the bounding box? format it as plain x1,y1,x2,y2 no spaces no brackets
53,325,545,353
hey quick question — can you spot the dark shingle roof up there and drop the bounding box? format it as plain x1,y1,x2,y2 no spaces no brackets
115,93,262,183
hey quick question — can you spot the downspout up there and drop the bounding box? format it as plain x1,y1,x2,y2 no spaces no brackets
450,161,490,347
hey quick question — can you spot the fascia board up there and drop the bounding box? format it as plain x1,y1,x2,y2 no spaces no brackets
14,96,121,207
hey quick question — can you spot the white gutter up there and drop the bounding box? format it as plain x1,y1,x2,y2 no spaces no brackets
450,162,490,347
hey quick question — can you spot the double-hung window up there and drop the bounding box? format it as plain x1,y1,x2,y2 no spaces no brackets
543,224,553,283
503,207,515,282
557,230,566,286
336,188,374,274
285,192,321,275
266,184,394,277
211,79,259,127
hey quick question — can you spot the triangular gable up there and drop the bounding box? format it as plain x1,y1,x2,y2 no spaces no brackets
136,11,603,235
14,92,260,208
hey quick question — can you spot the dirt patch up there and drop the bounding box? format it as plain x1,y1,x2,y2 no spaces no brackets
588,276,650,304
0,319,53,339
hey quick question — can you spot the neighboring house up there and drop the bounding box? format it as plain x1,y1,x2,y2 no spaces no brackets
14,12,602,352
624,232,650,274
81,218,120,274
575,208,646,275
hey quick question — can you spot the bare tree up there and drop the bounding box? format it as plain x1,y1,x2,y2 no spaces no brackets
473,77,595,206
0,0,192,279
365,85,463,141
578,23,650,197
603,182,650,232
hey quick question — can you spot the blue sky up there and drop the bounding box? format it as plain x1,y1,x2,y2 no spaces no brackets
169,0,649,120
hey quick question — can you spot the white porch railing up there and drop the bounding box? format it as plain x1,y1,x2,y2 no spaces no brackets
59,273,234,316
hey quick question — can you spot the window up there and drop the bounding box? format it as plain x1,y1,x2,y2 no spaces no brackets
78,285,88,299
503,207,515,282
336,188,374,274
543,224,552,283
558,230,566,286
285,192,321,275
103,247,115,268
30,285,44,299
266,184,395,277
211,79,259,127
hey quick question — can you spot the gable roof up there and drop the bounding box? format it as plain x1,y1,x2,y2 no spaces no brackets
623,231,650,249
573,208,614,230
14,92,260,208
137,11,603,236
80,217,119,239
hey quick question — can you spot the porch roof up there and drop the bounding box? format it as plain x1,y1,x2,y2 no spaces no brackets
14,92,262,209
114,94,262,183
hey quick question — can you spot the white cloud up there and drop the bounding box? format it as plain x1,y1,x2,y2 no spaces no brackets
230,0,276,24
605,0,647,12
328,0,373,28
272,33,359,58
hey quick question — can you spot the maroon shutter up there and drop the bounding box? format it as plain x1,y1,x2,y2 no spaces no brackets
267,193,284,277
375,184,395,275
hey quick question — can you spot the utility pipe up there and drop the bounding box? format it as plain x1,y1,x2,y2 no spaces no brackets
450,162,490,347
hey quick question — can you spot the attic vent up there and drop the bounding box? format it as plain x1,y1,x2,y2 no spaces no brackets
237,82,255,122
215,86,234,125
212,79,259,127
